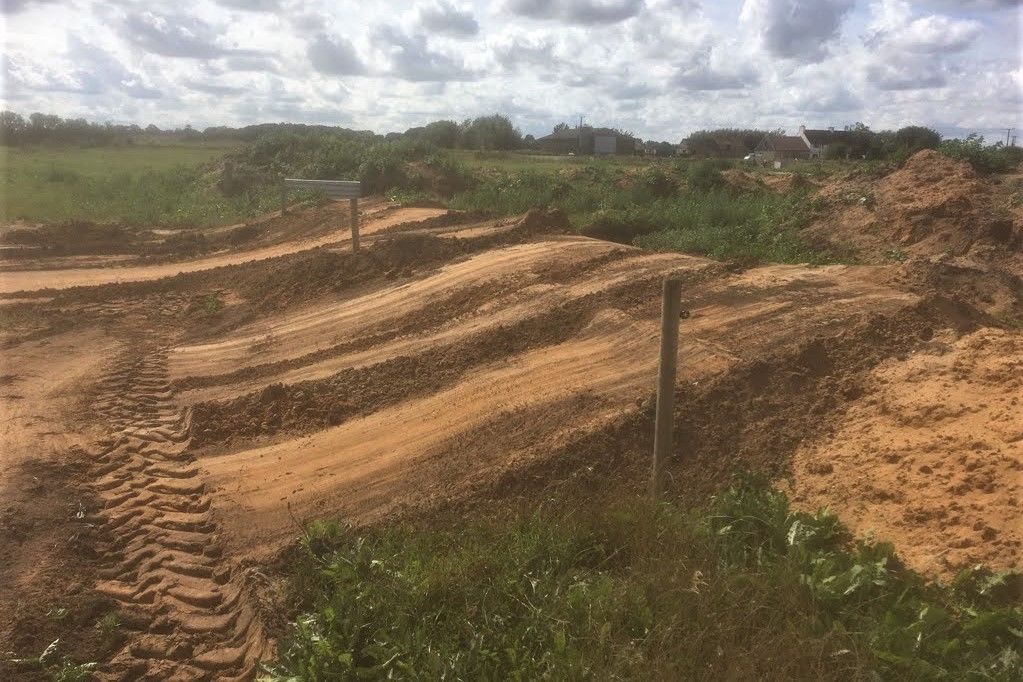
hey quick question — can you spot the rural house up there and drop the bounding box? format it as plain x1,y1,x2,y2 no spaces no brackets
684,133,749,158
753,133,812,162
798,125,860,158
536,126,636,155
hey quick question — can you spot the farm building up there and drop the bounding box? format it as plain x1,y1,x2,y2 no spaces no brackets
799,125,864,158
753,134,812,162
536,126,636,155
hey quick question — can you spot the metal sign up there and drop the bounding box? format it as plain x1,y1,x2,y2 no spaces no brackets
280,178,363,254
283,178,361,200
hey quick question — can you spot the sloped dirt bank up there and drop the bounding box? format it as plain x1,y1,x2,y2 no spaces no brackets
785,327,1022,580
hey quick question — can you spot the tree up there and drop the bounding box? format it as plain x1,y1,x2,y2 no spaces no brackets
0,111,27,144
552,122,571,134
460,114,522,150
684,128,770,157
655,141,675,157
894,126,941,153
418,120,460,148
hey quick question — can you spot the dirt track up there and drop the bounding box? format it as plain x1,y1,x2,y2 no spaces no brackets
1,197,1020,679
0,205,446,294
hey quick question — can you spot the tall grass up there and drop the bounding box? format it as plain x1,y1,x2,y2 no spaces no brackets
632,190,823,264
264,477,1021,681
449,163,827,264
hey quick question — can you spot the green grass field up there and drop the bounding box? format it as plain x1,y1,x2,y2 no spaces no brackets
448,148,650,173
0,142,275,226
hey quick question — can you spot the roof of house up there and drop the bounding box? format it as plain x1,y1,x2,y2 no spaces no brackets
802,128,857,146
757,135,810,153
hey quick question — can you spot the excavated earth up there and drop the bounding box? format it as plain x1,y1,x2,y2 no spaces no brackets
1,174,1021,678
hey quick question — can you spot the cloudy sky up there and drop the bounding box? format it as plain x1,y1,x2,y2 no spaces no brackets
2,0,1021,141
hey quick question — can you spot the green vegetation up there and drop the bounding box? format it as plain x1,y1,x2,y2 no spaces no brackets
7,639,97,682
448,160,827,264
0,144,284,226
264,476,1021,681
448,149,646,173
939,134,1023,174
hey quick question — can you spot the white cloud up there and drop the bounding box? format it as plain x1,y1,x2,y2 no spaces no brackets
504,0,645,25
417,1,480,36
740,0,856,62
0,0,1019,139
867,1,982,52
307,35,367,76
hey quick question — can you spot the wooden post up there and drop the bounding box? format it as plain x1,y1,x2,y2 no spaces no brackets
280,177,287,216
651,276,682,501
349,197,360,255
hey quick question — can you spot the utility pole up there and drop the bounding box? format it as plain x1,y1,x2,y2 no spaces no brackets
1007,128,1013,147
578,114,585,154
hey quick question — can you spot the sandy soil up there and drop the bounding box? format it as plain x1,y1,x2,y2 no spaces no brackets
0,206,447,294
0,190,1018,679
0,329,121,670
785,327,1022,580
185,247,920,562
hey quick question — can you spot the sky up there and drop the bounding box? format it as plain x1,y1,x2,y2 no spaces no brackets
2,0,1021,141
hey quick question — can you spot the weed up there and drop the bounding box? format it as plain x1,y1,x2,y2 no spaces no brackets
94,612,120,641
46,607,70,623
186,292,225,318
7,639,97,682
264,477,1021,681
685,159,730,191
885,248,907,262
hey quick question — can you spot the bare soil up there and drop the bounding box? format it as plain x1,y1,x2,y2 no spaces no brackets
1,172,1019,679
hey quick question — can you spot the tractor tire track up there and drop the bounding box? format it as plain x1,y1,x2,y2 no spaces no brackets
88,347,267,681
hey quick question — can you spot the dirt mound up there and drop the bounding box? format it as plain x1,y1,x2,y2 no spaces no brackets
189,276,654,446
721,170,767,193
784,327,1022,581
761,172,815,193
805,149,1021,264
513,207,570,234
228,209,571,312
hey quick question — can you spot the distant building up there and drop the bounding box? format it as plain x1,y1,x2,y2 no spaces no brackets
753,134,812,162
798,125,860,158
536,126,636,155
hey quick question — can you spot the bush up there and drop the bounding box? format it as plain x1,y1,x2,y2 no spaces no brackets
684,159,730,191
939,134,1023,174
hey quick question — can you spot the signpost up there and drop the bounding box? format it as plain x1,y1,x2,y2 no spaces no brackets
651,275,683,501
281,178,362,254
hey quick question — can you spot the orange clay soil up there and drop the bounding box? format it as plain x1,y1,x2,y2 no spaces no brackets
804,149,1022,269
0,204,447,294
0,201,1018,680
784,327,1022,581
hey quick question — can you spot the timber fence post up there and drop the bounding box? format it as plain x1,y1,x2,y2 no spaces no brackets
652,275,682,501
350,197,359,255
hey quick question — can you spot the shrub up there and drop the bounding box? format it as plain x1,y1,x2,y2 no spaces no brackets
939,134,1023,174
685,159,729,191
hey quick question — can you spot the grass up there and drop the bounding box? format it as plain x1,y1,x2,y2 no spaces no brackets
449,161,832,264
263,476,1021,681
448,149,649,173
0,143,281,226
2,137,845,263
